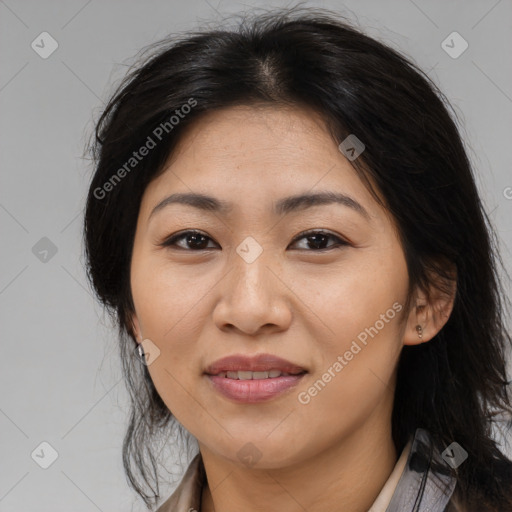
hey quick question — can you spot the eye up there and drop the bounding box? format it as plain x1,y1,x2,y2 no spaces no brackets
288,229,348,251
160,230,218,251
160,229,348,252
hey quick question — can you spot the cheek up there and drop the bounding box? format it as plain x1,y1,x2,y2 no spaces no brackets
130,256,219,400
131,255,210,341
130,261,193,400
293,248,407,344
131,266,207,425
290,280,405,451
293,246,407,399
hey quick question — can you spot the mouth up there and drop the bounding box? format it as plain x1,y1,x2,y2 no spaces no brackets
204,352,307,377
210,369,306,379
204,353,307,403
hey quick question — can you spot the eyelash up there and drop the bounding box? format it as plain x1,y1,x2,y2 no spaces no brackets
160,229,349,252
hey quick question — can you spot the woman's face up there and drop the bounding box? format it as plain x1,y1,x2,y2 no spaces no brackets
130,105,414,468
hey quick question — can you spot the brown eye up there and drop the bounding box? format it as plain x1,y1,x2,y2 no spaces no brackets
289,230,348,251
161,230,218,251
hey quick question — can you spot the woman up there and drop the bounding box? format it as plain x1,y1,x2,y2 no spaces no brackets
83,7,512,511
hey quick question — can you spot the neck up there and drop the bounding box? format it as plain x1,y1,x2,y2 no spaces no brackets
199,409,398,512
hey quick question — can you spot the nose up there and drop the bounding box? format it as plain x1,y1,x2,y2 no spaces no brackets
212,251,292,336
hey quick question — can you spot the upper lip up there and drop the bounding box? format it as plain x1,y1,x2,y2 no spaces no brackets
204,353,307,375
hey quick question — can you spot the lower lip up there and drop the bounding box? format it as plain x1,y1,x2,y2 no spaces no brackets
206,374,306,403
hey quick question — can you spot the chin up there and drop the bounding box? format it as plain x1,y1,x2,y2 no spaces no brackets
207,435,311,470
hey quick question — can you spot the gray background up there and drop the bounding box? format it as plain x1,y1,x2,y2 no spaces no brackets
1,0,511,510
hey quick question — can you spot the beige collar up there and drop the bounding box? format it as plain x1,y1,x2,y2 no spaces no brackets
368,439,412,511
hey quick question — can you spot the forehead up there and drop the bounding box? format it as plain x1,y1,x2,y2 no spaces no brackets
140,105,383,221
167,105,337,172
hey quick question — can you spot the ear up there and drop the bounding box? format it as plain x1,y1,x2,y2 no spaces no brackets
403,264,457,346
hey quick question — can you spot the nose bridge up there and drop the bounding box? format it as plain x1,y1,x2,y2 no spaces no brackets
230,237,275,303
212,237,290,334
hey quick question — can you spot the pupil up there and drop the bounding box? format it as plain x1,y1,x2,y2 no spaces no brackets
309,234,327,249
189,233,207,249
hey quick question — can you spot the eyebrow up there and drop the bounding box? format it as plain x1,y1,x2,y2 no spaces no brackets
148,191,371,221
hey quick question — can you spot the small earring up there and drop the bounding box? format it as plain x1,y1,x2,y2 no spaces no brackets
416,324,423,339
137,343,145,359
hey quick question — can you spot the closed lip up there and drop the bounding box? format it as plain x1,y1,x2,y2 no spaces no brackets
204,353,307,376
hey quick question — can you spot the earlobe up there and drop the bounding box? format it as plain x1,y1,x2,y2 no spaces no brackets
403,274,457,347
403,299,429,346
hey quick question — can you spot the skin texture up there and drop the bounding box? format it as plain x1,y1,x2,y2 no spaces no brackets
130,105,455,512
